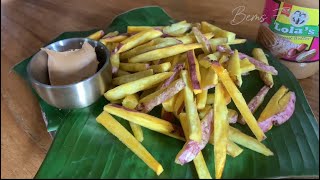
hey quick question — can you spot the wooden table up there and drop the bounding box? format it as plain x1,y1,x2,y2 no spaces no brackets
1,0,319,178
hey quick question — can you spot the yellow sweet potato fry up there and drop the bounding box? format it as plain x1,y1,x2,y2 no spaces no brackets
176,33,214,44
105,104,173,133
252,48,274,87
105,72,173,101
87,30,104,40
100,34,128,43
115,69,131,77
112,69,154,85
110,53,120,74
173,91,185,117
201,21,236,42
196,90,208,110
227,50,242,87
122,94,139,109
102,31,119,38
96,111,163,175
211,63,266,141
229,126,274,156
127,26,164,33
201,67,218,90
138,78,185,112
198,105,211,119
199,54,218,68
258,86,290,123
120,37,181,59
181,70,202,142
122,94,144,142
150,62,171,73
224,140,243,158
213,83,229,179
163,20,192,36
119,63,150,72
117,29,163,53
240,58,256,74
128,43,202,63
208,136,243,158
193,152,212,179
228,39,247,45
170,54,184,71
162,95,176,112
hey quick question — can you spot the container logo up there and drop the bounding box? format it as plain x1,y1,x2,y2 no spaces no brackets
290,10,309,27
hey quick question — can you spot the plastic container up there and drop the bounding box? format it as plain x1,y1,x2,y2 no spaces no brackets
257,0,319,79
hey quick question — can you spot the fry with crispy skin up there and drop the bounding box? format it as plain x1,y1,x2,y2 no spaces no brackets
213,83,229,179
181,70,202,142
211,63,266,141
96,111,163,175
137,78,186,113
252,48,274,87
112,69,154,85
128,43,202,63
105,72,173,101
122,94,144,142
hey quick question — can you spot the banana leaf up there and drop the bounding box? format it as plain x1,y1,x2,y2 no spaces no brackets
13,6,319,179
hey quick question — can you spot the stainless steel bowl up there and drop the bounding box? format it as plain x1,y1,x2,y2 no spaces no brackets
27,38,112,109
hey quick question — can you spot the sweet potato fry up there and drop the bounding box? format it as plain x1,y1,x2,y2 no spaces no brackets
105,72,173,101
127,26,164,33
192,27,212,54
240,58,255,74
116,29,163,53
196,66,209,110
201,67,218,90
193,152,212,179
211,63,266,141
175,109,213,165
162,96,176,113
213,83,229,179
252,48,274,87
122,94,144,142
238,85,270,124
100,34,129,43
110,53,120,74
120,37,182,59
176,33,214,44
227,109,238,124
201,21,236,42
119,62,150,72
181,70,202,142
87,30,104,40
104,104,182,138
137,78,186,113
199,54,218,69
96,111,163,175
228,126,274,156
228,38,246,45
258,86,295,132
112,69,154,85
173,91,185,117
163,21,192,36
227,49,242,87
114,69,131,77
128,43,202,63
159,63,184,89
178,113,211,178
224,140,243,158
186,50,202,94
198,105,211,119
150,62,171,73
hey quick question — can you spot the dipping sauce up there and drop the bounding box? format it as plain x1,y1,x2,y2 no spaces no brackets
42,42,99,86
257,0,319,79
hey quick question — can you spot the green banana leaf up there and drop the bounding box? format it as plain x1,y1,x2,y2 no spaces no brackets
13,6,319,179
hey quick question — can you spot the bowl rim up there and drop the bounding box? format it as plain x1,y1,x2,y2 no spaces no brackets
27,37,110,89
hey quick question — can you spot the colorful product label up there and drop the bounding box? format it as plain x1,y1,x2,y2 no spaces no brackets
258,0,319,63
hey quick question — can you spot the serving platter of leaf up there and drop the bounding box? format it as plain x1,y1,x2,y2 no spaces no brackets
13,6,319,179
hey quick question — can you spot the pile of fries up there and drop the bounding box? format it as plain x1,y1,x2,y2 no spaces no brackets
90,20,296,179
